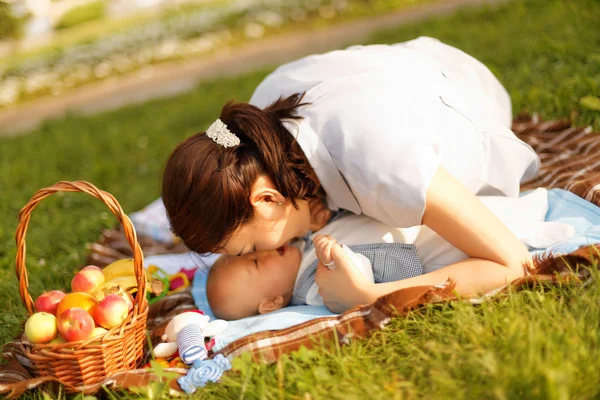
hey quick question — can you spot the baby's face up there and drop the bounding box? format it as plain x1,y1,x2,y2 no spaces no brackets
207,243,302,319
231,244,302,291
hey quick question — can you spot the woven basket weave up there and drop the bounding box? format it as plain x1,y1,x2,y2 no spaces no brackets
15,181,148,393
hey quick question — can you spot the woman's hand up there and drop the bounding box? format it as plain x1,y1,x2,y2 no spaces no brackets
309,197,332,232
313,235,377,313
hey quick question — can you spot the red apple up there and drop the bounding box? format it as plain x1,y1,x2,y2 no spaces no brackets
56,292,98,317
97,286,134,312
35,290,66,315
93,294,129,329
25,312,58,344
71,265,105,293
57,308,95,342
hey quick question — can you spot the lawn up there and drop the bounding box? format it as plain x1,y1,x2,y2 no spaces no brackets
1,0,599,398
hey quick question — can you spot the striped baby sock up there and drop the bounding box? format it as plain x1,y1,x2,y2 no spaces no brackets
177,324,208,365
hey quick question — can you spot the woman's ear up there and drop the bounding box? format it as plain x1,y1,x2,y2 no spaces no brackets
250,175,287,219
249,187,286,207
258,296,285,314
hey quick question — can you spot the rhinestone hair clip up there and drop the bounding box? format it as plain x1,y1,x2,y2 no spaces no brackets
206,119,240,148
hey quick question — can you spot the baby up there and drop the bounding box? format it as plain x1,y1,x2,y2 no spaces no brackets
206,234,422,320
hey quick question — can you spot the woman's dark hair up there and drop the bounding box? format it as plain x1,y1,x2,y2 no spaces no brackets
162,93,320,254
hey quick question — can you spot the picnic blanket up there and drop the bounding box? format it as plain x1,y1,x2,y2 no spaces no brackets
514,113,600,201
1,114,600,398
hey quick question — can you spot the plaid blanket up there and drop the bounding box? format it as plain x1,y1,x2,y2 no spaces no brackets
514,114,600,204
1,115,599,398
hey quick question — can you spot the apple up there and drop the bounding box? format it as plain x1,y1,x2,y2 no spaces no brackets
56,292,98,317
49,335,66,345
96,285,134,311
120,290,134,312
35,290,66,315
25,312,58,344
57,308,95,342
93,294,129,329
71,265,105,293
90,326,108,340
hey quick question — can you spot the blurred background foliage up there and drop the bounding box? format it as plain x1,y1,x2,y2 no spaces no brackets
0,1,23,39
54,0,107,30
0,0,433,107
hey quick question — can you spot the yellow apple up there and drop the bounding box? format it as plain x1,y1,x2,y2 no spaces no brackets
25,312,58,344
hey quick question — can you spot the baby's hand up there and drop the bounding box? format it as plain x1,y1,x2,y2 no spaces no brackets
313,234,343,270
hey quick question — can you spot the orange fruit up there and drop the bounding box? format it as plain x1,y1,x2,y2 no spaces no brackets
56,292,99,317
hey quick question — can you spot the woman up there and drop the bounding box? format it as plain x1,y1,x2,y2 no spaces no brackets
162,37,540,313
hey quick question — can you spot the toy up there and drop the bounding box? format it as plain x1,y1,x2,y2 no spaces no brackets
177,324,207,364
148,265,195,296
153,311,228,365
168,268,196,292
177,354,232,394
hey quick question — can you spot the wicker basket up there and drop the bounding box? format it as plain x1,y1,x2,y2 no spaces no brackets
15,181,148,393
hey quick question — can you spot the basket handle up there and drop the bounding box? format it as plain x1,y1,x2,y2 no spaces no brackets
15,181,147,316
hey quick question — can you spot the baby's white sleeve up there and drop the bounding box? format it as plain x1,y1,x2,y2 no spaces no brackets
305,285,324,306
341,245,375,283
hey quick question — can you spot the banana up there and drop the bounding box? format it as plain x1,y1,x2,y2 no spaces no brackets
93,275,164,301
94,275,138,297
96,259,167,302
102,258,136,281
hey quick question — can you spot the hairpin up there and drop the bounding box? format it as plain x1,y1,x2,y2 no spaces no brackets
206,119,240,148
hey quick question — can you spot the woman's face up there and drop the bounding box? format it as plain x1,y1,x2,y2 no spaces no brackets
222,199,311,255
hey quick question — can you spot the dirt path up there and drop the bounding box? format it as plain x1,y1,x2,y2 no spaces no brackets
0,0,508,137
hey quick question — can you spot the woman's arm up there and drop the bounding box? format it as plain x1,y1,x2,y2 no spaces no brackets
421,165,533,275
315,166,533,313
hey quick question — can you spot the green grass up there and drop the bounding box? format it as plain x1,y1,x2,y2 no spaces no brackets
370,0,600,129
1,0,600,398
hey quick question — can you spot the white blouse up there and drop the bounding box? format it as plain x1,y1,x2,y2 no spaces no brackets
249,37,540,228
